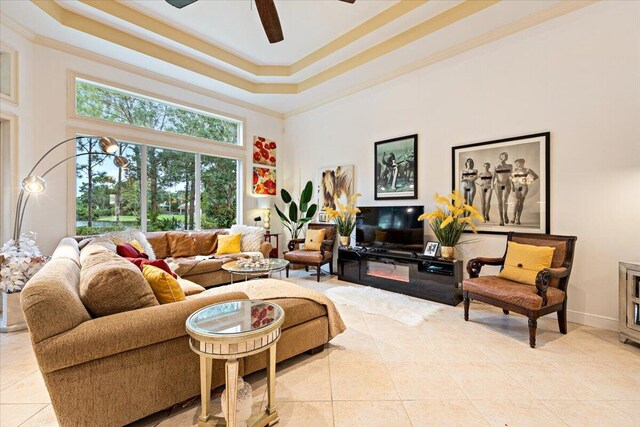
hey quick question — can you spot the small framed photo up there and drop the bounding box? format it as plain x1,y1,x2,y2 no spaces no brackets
423,241,440,257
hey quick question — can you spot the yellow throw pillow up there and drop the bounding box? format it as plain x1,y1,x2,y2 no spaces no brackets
142,265,185,304
129,240,145,254
498,241,555,285
216,233,242,255
303,229,326,251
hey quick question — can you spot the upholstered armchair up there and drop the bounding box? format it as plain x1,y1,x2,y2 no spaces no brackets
463,232,577,348
284,223,336,282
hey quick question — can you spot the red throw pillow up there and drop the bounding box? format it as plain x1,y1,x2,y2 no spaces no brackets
125,258,178,279
116,243,148,259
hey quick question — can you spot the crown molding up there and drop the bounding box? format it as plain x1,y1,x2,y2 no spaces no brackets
0,13,36,40
31,0,497,94
33,35,284,119
79,0,427,77
284,0,597,118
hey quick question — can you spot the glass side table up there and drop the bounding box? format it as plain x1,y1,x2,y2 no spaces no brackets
222,259,289,284
186,300,285,427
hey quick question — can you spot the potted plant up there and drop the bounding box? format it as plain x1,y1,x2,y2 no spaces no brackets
0,232,47,332
324,193,361,247
418,191,482,259
274,181,318,240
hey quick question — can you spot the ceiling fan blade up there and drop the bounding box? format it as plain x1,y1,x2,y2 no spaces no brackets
165,0,198,9
254,0,284,44
339,0,356,3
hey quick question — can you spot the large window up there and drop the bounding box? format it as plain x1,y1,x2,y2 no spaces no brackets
76,139,141,236
74,78,242,235
75,77,242,145
76,141,239,235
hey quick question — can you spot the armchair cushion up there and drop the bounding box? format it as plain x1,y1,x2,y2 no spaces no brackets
498,241,555,285
284,249,332,264
463,276,565,310
303,229,325,251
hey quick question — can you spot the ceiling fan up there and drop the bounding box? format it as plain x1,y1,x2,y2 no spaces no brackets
165,0,356,44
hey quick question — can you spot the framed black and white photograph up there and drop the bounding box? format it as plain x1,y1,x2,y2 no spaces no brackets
423,241,440,257
452,132,550,234
374,134,417,200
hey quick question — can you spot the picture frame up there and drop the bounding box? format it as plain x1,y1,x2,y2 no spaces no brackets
452,132,550,235
423,241,440,257
374,134,417,200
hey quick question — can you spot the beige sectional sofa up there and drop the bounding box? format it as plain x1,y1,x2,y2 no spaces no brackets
21,237,335,426
77,229,273,288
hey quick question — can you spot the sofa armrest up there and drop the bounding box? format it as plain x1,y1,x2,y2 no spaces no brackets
34,291,249,374
260,241,273,259
466,257,504,278
535,267,569,306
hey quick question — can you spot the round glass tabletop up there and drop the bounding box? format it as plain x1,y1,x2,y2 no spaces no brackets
186,300,284,337
222,258,289,274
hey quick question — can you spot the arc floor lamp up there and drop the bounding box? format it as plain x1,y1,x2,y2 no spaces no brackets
12,136,129,243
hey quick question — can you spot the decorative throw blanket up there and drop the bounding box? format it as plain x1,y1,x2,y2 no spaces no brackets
201,279,346,340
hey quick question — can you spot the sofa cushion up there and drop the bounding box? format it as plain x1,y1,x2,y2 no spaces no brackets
275,298,328,330
80,245,158,317
168,256,225,277
146,232,170,259
177,278,206,296
284,250,331,264
166,231,222,258
142,265,186,304
463,276,565,310
230,224,265,252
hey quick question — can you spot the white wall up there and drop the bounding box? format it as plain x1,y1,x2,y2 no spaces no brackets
284,1,640,329
0,25,285,255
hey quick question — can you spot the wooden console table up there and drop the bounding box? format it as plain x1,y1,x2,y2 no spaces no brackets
264,233,280,258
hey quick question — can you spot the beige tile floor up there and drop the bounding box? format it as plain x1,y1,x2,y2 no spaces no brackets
1,271,640,426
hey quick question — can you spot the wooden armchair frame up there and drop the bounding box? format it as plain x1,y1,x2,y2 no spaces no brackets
284,224,336,282
464,232,577,348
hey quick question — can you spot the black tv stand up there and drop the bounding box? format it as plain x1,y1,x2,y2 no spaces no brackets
338,247,463,306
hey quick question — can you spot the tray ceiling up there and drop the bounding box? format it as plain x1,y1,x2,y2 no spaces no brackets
1,0,596,115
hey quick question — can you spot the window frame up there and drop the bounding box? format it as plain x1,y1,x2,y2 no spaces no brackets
67,71,246,150
67,126,244,236
0,43,19,105
0,112,19,243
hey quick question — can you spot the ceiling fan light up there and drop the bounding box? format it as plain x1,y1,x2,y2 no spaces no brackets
99,137,119,154
21,176,47,194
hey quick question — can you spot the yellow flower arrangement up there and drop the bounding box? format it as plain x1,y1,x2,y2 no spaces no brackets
324,193,362,237
418,190,482,247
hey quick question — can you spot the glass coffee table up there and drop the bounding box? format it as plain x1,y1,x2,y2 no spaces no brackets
186,300,285,427
222,258,289,284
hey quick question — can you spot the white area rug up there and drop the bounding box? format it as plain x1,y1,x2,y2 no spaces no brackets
324,285,441,327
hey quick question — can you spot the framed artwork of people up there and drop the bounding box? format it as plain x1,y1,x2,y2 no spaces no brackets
451,132,550,234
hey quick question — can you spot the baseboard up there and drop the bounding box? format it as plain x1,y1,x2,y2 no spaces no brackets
566,309,618,332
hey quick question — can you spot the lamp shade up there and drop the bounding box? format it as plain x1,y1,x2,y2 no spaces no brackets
257,197,273,209
99,137,119,154
21,176,46,193
113,155,130,168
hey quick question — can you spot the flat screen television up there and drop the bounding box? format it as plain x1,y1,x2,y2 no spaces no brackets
356,206,424,252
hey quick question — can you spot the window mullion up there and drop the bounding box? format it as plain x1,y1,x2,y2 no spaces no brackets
195,153,201,230
141,145,148,232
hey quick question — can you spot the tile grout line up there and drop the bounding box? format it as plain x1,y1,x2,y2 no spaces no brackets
17,403,49,427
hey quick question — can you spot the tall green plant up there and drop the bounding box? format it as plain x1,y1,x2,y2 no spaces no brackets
274,181,318,238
